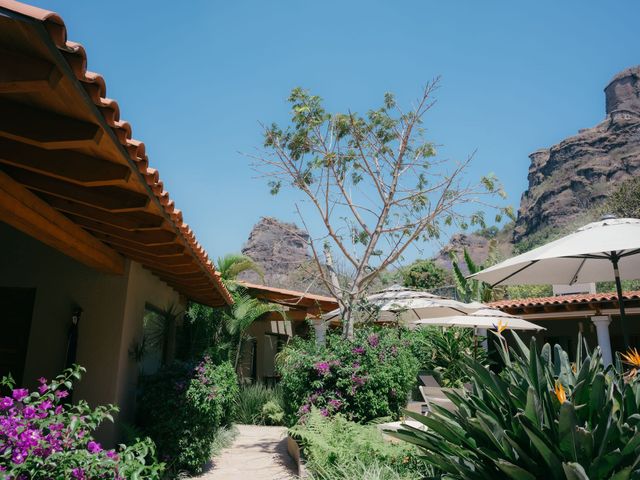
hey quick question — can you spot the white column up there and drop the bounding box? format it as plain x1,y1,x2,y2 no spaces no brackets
591,315,613,366
312,318,326,346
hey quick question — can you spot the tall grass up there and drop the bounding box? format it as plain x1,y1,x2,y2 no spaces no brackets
234,383,284,425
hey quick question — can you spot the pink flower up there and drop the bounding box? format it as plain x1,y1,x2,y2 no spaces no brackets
352,346,365,355
23,406,36,419
71,467,86,479
38,384,48,394
12,388,28,401
367,334,379,348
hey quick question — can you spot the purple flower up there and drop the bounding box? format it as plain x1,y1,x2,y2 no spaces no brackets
320,408,329,417
328,399,342,409
314,361,331,375
55,389,69,399
352,346,365,355
39,399,53,411
298,404,310,414
38,384,48,394
367,334,379,348
106,449,119,460
12,451,26,464
0,397,14,410
71,467,86,479
23,406,36,419
87,440,102,453
12,388,28,402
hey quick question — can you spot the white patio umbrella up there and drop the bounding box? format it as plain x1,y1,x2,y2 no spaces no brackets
412,308,544,331
322,285,485,324
469,217,640,347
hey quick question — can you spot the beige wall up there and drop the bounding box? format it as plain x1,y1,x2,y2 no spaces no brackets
0,222,182,444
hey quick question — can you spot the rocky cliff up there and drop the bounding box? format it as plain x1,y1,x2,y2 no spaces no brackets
239,217,330,294
513,66,640,241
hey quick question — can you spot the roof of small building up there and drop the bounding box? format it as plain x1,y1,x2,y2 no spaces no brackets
490,291,640,310
239,282,338,314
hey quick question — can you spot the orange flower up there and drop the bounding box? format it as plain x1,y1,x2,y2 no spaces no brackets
554,381,567,403
621,348,640,368
495,320,509,334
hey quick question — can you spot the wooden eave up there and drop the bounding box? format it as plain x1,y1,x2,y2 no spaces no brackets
0,3,231,307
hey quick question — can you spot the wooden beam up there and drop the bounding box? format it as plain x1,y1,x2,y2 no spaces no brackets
0,170,124,274
0,99,102,149
109,245,193,266
0,49,61,93
91,232,185,256
0,165,149,211
68,215,177,245
38,193,165,230
0,137,130,186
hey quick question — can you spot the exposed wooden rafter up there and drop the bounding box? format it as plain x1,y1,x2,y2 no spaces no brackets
0,169,124,274
0,137,130,186
0,165,149,211
0,99,102,149
0,49,61,93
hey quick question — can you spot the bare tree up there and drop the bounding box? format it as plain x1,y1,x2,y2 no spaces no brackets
254,81,511,339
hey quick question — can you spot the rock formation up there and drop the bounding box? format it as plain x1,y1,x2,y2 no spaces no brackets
239,217,331,294
513,66,640,241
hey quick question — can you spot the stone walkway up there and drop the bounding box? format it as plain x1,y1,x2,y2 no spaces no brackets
192,425,298,479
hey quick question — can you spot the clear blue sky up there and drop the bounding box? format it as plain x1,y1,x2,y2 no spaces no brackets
31,0,639,261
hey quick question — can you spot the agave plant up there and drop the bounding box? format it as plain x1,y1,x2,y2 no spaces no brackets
390,331,640,479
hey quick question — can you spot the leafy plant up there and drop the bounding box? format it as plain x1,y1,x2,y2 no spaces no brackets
410,326,488,387
234,383,285,425
400,259,448,291
390,331,640,479
450,247,495,302
278,327,418,425
136,358,238,476
290,409,427,480
224,294,284,370
216,253,264,291
0,365,163,479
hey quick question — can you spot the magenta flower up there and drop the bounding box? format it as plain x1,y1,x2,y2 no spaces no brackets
0,397,14,410
352,346,365,355
23,406,36,419
55,390,69,399
320,408,329,417
314,361,331,375
12,388,29,401
38,384,48,394
367,334,379,347
71,467,86,479
87,440,102,453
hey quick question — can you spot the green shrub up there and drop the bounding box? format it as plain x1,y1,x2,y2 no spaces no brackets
136,357,238,476
391,332,640,478
410,326,487,387
278,327,418,425
0,365,163,479
234,383,285,425
290,409,426,479
400,259,448,290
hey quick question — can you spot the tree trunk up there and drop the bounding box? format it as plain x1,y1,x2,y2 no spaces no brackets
234,336,242,371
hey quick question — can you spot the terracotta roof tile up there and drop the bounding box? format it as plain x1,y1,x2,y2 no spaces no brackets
1,0,232,305
489,291,640,310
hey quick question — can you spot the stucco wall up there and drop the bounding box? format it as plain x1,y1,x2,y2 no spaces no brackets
0,222,181,444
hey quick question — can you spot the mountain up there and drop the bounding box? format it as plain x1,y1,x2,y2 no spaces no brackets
513,66,640,242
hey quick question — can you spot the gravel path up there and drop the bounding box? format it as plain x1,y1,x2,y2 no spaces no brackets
192,425,298,479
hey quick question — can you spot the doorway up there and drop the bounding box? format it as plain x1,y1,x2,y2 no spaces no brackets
0,287,36,386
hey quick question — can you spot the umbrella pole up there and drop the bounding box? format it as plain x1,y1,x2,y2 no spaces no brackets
611,254,630,349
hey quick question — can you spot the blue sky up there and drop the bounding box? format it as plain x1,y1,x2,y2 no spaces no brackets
32,0,639,262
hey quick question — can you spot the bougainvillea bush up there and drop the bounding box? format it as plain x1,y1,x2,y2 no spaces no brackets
278,327,418,425
0,365,162,479
136,357,238,476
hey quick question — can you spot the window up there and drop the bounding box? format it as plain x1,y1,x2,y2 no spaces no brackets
141,305,168,375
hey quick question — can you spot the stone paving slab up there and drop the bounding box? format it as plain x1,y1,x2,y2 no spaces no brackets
192,425,297,480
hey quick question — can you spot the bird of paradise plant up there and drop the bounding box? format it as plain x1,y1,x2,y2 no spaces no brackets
389,332,640,479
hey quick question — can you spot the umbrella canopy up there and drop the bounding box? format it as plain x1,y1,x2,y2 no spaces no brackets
322,285,484,324
412,308,544,331
469,217,640,346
